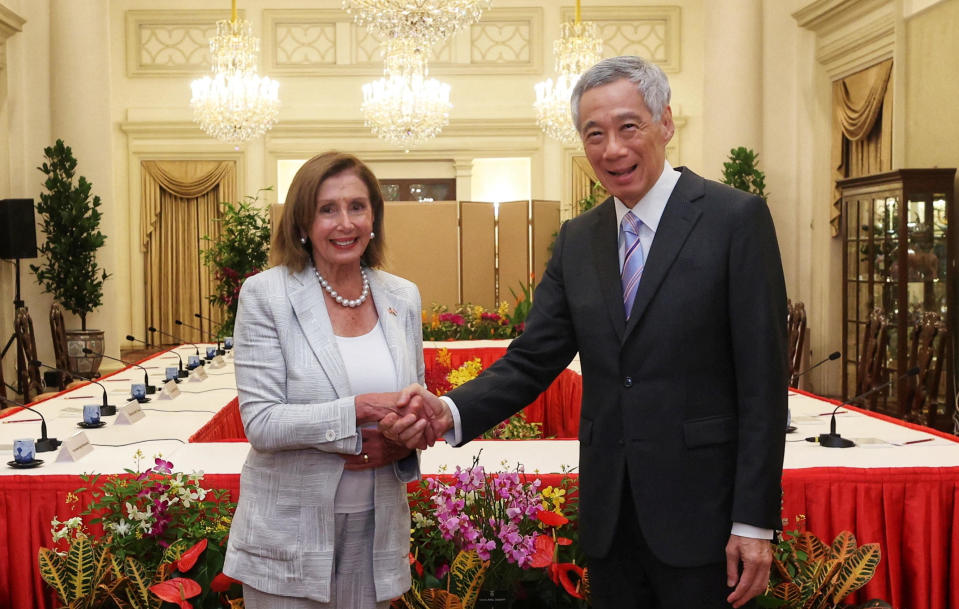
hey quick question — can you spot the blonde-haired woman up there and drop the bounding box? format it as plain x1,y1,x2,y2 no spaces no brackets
223,151,423,608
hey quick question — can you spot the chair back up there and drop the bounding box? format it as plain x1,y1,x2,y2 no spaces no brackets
49,303,71,390
856,308,889,410
903,311,947,427
14,307,44,402
786,300,807,387
0,356,6,401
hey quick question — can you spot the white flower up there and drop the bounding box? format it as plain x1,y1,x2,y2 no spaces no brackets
109,519,132,536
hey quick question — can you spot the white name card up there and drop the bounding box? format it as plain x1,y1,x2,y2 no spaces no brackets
115,401,145,425
57,432,93,462
159,380,181,399
189,366,208,381
209,355,226,369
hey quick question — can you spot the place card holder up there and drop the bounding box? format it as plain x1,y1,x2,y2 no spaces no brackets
158,379,181,400
209,355,226,369
115,401,145,425
189,366,208,381
56,432,93,462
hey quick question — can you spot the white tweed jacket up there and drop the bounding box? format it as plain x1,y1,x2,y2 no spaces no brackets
222,264,424,602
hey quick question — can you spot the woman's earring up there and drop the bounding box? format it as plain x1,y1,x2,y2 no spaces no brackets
370,231,375,239
299,236,307,245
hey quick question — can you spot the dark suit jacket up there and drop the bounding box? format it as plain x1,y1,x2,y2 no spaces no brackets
447,168,787,567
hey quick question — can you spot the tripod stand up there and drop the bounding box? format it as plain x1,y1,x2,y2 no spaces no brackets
1,258,28,396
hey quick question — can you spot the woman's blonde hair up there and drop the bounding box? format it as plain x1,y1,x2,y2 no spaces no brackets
271,151,386,271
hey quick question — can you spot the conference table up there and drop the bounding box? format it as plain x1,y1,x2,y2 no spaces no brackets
2,342,959,609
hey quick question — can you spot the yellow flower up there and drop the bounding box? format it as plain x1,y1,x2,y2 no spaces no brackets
447,358,482,388
472,305,484,319
497,301,510,317
65,492,79,505
431,313,440,329
437,348,452,369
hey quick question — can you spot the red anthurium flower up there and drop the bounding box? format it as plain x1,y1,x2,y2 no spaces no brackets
176,539,208,572
552,563,585,599
556,536,573,546
210,572,241,593
149,577,202,609
536,510,569,528
529,534,555,568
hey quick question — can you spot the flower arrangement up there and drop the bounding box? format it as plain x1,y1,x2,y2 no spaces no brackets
39,451,241,609
423,302,520,341
426,348,543,440
398,457,587,609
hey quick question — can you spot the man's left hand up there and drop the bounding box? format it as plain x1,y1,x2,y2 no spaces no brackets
725,534,772,608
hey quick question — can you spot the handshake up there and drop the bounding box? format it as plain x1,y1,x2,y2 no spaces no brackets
356,384,453,451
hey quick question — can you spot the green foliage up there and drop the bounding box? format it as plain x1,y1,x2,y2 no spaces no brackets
576,182,606,214
721,146,768,199
37,535,120,609
31,139,110,330
758,518,884,609
201,188,272,336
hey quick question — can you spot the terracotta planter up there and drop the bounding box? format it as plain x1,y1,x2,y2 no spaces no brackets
65,329,104,377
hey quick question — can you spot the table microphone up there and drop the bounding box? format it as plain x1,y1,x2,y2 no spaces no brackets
0,396,61,452
814,366,920,448
31,359,118,416
82,347,156,394
794,351,841,379
193,313,226,354
127,333,152,348
175,319,215,360
148,327,201,372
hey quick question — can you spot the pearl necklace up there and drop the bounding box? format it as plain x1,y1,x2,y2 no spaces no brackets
314,266,370,308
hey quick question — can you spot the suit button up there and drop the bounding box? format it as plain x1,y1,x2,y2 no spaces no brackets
325,430,336,442
617,439,625,446
624,376,633,388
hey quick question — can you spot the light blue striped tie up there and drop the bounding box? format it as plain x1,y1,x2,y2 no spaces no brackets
621,211,645,318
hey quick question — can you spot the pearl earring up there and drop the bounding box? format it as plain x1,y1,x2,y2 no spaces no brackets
370,231,375,239
300,236,307,245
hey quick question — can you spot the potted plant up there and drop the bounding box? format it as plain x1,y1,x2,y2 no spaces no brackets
31,139,110,377
201,189,272,337
721,146,768,199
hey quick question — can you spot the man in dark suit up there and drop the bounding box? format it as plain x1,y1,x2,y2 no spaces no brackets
383,55,787,608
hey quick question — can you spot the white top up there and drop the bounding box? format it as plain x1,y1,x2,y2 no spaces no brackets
334,321,398,513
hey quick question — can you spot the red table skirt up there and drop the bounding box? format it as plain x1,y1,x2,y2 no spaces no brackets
189,347,584,443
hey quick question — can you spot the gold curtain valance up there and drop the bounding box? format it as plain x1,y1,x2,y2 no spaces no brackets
834,59,892,142
140,160,236,252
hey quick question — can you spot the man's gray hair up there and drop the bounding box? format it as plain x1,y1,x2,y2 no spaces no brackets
570,56,671,130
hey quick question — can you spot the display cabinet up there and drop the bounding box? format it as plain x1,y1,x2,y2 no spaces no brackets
840,169,956,427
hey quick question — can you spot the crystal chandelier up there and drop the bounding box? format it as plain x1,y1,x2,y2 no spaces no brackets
345,0,491,149
534,1,603,145
190,0,280,144
361,42,452,151
343,0,491,48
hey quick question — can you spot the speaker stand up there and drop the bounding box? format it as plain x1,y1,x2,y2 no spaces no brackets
1,259,27,395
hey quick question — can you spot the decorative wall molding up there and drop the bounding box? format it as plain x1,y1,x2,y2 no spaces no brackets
125,10,237,78
264,6,542,76
0,3,24,43
562,6,682,73
793,0,895,80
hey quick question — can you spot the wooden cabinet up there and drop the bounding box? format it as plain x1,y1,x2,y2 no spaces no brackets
839,169,956,426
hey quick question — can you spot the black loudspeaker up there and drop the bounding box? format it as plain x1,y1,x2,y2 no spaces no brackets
0,198,38,260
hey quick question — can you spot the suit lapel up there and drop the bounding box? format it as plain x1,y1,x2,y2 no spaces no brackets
623,169,704,340
286,265,352,398
590,198,627,342
368,270,407,388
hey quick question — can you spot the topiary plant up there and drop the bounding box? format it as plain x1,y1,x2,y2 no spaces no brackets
31,140,110,331
201,188,272,336
721,146,768,199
